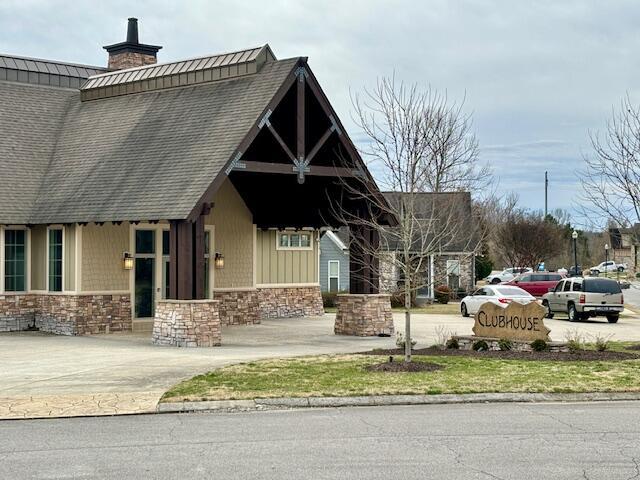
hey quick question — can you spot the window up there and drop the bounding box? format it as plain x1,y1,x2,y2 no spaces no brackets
5,229,26,292
48,228,63,292
563,281,572,292
519,274,532,282
554,281,565,293
328,260,340,292
277,231,312,250
572,282,582,292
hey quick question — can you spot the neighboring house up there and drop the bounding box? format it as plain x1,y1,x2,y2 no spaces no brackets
378,192,477,301
319,229,349,293
0,19,387,336
319,193,477,300
609,226,639,271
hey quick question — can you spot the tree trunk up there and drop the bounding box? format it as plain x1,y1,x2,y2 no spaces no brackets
404,278,412,363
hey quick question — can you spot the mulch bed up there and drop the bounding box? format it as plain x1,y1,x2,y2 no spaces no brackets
365,360,444,373
627,344,640,351
360,347,640,362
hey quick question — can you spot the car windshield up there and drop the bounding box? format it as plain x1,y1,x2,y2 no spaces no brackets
495,287,531,297
583,279,622,294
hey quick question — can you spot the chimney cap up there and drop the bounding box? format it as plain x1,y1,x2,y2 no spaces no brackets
103,18,162,55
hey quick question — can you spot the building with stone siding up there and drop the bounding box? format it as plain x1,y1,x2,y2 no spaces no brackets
0,18,392,343
378,192,477,302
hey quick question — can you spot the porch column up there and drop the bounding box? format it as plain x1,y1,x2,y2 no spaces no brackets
349,224,380,294
168,217,205,300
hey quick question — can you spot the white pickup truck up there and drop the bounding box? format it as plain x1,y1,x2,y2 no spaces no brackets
589,261,627,275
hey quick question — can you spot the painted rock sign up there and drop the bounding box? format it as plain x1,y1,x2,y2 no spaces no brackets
473,301,550,342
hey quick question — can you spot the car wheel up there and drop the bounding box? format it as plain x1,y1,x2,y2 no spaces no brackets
607,315,619,324
461,303,469,318
617,266,624,272
491,278,501,284
568,303,580,322
542,300,554,319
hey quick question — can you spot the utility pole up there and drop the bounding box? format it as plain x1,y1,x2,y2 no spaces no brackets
544,171,548,218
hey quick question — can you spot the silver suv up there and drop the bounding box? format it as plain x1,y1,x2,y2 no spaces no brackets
541,277,623,323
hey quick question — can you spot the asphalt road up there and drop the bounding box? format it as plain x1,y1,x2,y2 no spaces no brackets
1,402,639,479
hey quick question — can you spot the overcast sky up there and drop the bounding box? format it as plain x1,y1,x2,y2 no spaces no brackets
2,1,638,222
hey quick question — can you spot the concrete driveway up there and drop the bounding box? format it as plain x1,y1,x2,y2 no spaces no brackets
2,311,640,419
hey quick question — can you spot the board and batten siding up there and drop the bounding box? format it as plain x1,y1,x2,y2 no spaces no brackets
256,230,319,285
205,179,254,289
318,233,349,292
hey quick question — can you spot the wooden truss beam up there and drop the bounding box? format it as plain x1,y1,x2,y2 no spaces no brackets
240,161,359,178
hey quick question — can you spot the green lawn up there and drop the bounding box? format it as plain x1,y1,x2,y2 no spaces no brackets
162,348,640,402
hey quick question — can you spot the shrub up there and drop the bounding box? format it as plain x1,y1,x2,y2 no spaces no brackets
498,338,513,351
445,338,459,350
591,333,614,352
435,325,456,348
322,291,338,308
390,290,417,308
530,339,548,352
395,331,417,349
472,340,489,351
564,329,585,352
454,287,467,300
434,285,452,304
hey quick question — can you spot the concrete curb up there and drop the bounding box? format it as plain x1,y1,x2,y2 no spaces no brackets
157,391,640,414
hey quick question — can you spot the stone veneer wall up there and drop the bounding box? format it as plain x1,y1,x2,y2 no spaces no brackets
214,290,261,326
152,300,221,347
258,286,324,319
0,294,131,335
334,294,394,337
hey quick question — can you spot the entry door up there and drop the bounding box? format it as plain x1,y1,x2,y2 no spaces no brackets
134,229,156,318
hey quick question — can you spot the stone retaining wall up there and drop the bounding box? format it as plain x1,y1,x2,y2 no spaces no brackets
214,290,261,326
0,294,131,335
152,300,221,347
454,335,569,353
334,294,394,336
258,286,324,319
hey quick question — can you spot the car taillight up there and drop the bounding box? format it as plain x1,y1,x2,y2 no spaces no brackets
498,298,511,304
579,294,585,304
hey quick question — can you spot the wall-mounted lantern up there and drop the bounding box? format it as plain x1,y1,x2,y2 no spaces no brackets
123,251,134,270
214,252,225,269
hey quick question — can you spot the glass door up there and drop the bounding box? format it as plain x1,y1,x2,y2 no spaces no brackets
134,229,156,318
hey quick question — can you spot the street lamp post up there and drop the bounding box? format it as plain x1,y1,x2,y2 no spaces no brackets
605,243,610,277
572,230,578,277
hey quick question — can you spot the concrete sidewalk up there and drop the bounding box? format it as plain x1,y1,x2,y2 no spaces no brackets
2,311,640,419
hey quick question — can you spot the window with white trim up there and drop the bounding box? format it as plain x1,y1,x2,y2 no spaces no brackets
5,229,26,292
446,259,461,290
48,228,63,292
328,260,340,292
277,232,312,250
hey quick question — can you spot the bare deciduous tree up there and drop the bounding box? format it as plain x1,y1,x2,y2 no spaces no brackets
494,210,563,271
579,95,640,232
332,78,485,362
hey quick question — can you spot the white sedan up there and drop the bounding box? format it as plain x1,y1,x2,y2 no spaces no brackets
460,285,536,317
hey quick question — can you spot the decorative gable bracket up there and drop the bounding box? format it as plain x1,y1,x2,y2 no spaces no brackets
225,151,246,175
293,156,311,184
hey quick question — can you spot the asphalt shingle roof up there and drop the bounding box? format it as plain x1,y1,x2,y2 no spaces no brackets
0,57,299,224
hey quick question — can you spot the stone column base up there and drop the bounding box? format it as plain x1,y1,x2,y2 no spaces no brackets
152,300,221,347
334,294,394,336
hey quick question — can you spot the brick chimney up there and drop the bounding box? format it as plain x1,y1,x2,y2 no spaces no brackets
103,18,162,70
